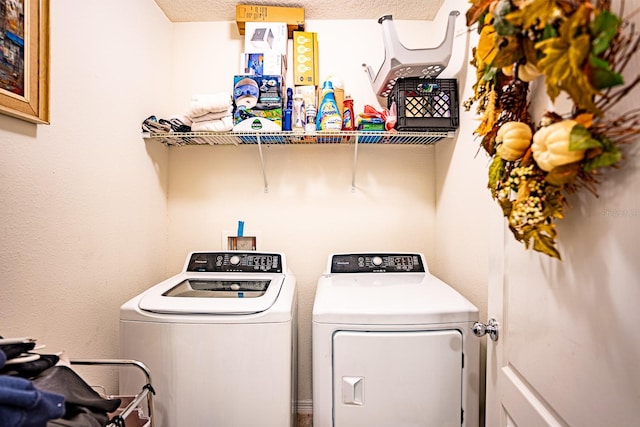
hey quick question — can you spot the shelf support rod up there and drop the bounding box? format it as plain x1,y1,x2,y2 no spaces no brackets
351,134,360,192
256,134,268,193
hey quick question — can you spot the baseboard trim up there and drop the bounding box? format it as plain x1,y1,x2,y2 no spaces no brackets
296,399,313,414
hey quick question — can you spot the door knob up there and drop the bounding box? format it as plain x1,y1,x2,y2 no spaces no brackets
472,318,499,341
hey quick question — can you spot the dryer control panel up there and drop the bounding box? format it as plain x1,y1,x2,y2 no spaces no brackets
186,252,283,273
330,253,425,273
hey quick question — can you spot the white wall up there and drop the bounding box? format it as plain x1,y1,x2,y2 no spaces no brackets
0,0,172,391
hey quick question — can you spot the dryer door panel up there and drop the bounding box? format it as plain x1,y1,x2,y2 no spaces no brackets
333,330,463,427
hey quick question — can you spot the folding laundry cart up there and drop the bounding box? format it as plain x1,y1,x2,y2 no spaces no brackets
71,359,155,427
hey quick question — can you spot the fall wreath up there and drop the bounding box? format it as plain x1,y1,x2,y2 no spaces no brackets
464,0,640,259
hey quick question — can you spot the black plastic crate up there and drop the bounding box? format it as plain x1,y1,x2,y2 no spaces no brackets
388,78,459,132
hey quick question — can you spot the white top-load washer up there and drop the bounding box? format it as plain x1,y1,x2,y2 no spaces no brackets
120,251,297,427
312,253,479,427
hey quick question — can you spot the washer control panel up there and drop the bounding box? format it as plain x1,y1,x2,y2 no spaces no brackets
186,252,282,273
330,253,425,273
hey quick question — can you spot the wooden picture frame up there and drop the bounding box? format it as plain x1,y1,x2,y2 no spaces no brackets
0,0,49,124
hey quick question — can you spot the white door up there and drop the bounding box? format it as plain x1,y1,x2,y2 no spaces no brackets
333,330,463,427
484,191,640,426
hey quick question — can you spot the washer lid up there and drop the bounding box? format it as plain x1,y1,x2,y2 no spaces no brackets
138,273,285,315
312,273,478,324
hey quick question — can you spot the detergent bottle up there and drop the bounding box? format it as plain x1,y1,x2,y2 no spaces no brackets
327,75,345,118
315,80,342,131
342,95,355,131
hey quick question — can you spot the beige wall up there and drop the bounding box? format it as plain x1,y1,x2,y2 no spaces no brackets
0,0,173,390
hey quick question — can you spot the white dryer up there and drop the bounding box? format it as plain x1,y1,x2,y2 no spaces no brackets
312,253,479,427
120,251,297,427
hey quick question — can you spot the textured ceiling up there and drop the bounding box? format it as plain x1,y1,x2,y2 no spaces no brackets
153,0,444,22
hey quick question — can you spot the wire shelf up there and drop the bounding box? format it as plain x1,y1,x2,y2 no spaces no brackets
143,130,454,147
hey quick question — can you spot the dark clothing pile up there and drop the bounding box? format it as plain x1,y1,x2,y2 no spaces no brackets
0,337,121,427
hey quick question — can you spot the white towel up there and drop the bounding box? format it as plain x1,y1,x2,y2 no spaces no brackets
190,116,233,132
190,108,232,122
188,92,232,117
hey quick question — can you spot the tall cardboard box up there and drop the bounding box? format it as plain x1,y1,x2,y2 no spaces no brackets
293,31,318,86
236,5,304,38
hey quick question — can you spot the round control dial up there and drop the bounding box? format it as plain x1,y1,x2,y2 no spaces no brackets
372,256,383,266
229,255,241,265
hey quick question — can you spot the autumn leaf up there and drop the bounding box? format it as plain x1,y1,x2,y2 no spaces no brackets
482,65,498,82
570,124,602,150
545,163,580,186
522,38,539,65
584,150,622,171
536,34,595,106
588,54,624,89
488,155,505,191
583,136,622,171
476,24,499,68
466,0,495,27
526,224,561,259
574,113,594,128
506,0,558,30
542,185,564,220
542,22,558,39
480,124,498,153
515,178,531,204
590,10,621,55
492,35,523,69
535,4,601,113
475,89,500,136
493,0,516,36
500,199,514,218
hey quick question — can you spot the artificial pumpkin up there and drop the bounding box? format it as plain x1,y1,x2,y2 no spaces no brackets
518,62,542,82
495,121,532,161
531,120,586,172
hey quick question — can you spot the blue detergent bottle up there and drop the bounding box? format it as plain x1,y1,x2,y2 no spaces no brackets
316,81,342,130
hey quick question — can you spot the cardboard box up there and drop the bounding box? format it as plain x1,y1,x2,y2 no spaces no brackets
244,22,288,57
240,53,287,77
236,5,304,38
232,75,283,132
293,31,318,86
